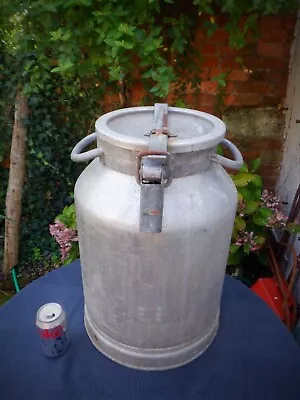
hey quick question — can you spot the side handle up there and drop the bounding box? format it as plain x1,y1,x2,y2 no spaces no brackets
71,133,103,163
210,139,243,170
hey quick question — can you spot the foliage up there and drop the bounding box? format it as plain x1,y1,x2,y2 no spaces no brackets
228,159,300,266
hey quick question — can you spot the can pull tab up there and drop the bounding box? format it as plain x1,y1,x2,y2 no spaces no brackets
138,103,175,233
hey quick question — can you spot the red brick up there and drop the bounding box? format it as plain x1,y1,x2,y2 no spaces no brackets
260,16,282,31
259,164,280,177
215,15,229,27
228,69,249,82
261,29,290,43
262,176,278,189
211,29,229,42
257,42,286,58
210,67,227,78
185,93,216,110
235,81,269,94
202,43,216,55
199,93,217,106
242,56,264,69
243,151,260,161
181,67,209,81
262,95,281,106
194,30,205,47
254,139,283,150
198,68,210,80
246,32,259,44
202,56,219,68
218,45,236,56
130,83,147,105
262,58,287,70
184,82,196,94
283,16,296,30
226,81,237,94
200,80,218,94
166,91,177,105
250,70,268,81
268,81,287,98
221,57,239,69
240,93,261,106
224,94,242,106
238,43,258,56
267,70,283,82
260,150,283,163
185,93,198,107
198,105,215,114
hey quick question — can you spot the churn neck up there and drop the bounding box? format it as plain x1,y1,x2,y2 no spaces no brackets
96,104,223,178
95,104,226,154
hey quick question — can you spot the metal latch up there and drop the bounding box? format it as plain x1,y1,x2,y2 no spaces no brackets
137,103,175,233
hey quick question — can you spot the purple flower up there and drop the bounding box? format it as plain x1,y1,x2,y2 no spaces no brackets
49,220,78,261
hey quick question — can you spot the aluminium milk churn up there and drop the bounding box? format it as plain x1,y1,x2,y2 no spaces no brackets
71,104,243,370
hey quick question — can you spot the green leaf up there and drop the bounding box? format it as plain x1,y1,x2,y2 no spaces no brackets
233,172,255,187
175,99,186,108
258,207,273,219
230,244,240,254
240,162,249,173
114,40,134,49
63,243,79,265
250,158,260,172
235,215,246,231
243,244,251,255
238,187,254,202
118,24,135,37
255,235,266,245
253,207,273,226
243,14,258,34
51,57,74,74
203,20,218,38
251,174,263,188
244,200,260,215
227,248,244,265
216,144,224,156
56,203,77,229
285,223,300,234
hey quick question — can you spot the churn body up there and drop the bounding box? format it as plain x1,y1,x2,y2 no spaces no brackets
72,106,242,370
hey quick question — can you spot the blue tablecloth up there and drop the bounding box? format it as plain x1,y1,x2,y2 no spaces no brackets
1,260,300,399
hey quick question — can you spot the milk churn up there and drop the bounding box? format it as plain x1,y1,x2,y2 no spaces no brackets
71,104,243,370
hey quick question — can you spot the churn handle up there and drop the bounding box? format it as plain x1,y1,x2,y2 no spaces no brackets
210,139,243,170
70,133,103,162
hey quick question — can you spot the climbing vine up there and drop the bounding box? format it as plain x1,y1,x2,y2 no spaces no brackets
0,0,297,274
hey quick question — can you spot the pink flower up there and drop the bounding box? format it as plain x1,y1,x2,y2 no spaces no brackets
49,220,78,261
261,190,288,228
234,230,261,252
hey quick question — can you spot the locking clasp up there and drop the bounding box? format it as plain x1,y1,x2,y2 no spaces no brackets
138,103,173,233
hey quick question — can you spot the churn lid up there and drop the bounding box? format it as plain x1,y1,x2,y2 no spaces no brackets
95,106,226,153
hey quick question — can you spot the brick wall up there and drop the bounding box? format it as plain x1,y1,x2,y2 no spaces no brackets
127,14,297,189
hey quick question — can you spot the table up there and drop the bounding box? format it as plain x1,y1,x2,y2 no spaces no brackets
1,260,300,400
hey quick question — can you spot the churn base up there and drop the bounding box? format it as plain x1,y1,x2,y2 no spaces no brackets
84,308,219,371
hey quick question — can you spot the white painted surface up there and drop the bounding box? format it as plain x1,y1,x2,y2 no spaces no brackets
277,16,300,297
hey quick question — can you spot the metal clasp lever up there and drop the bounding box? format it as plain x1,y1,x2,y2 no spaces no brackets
137,151,171,233
138,103,173,233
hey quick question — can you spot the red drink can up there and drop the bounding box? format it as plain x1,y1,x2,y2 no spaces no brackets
36,303,70,357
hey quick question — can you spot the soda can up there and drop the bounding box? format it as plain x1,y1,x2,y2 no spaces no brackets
36,303,70,358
